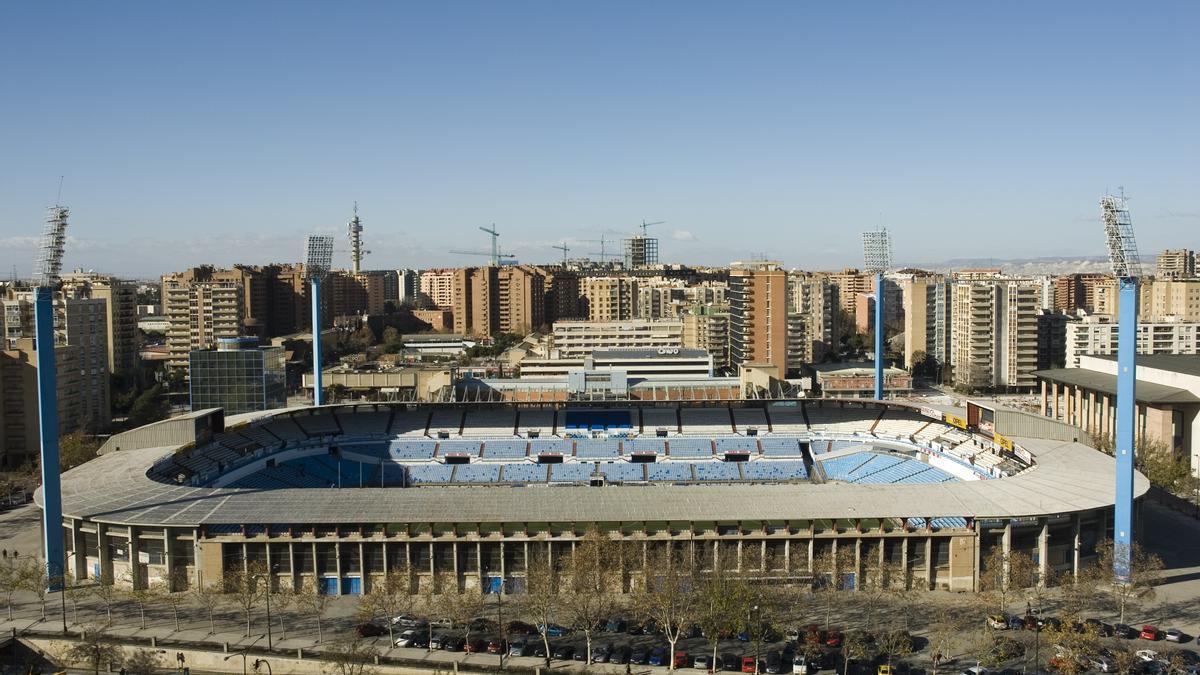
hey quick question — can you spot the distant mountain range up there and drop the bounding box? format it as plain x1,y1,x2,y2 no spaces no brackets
898,254,1155,276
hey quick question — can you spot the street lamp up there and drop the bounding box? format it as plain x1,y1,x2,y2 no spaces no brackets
253,658,272,675
223,651,248,675
252,564,279,651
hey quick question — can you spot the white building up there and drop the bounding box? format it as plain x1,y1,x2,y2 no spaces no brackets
1065,313,1200,368
551,319,683,359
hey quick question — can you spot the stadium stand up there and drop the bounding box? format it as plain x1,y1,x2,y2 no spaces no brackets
627,437,666,454
767,407,808,433
667,438,713,458
482,440,529,459
462,409,517,437
436,440,482,457
387,440,437,460
517,409,555,436
563,410,632,432
759,437,802,456
743,460,808,481
236,425,283,449
808,406,874,433
872,411,932,439
405,464,456,485
575,439,621,458
528,438,571,456
846,454,906,481
693,461,742,481
335,409,391,437
293,411,341,437
598,462,645,482
646,462,694,482
732,408,768,433
281,456,342,485
427,409,464,436
819,452,877,481
828,440,872,453
680,408,733,435
549,463,598,482
261,418,309,443
452,463,502,483
499,463,547,483
714,437,759,455
640,407,679,434
389,409,429,436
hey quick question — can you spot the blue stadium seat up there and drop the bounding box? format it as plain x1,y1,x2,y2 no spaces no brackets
388,440,437,460
437,440,482,457
646,463,693,482
668,438,713,457
759,437,802,456
714,437,758,455
598,462,645,482
483,440,529,459
743,460,808,481
549,464,597,482
575,439,621,459
500,463,547,483
693,461,741,481
452,464,501,483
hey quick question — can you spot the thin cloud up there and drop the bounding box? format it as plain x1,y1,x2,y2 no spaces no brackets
671,229,698,242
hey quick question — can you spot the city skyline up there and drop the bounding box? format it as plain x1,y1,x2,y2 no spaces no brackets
2,2,1197,277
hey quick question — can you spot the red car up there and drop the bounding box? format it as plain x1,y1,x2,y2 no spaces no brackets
825,630,844,647
487,639,508,654
673,651,689,669
464,638,487,653
1140,625,1162,641
742,656,760,673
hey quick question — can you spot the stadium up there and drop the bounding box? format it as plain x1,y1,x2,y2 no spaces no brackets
47,399,1148,596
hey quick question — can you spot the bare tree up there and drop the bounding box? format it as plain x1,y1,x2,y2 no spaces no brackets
439,584,487,651
121,648,164,675
91,571,120,625
224,561,268,637
0,557,23,620
979,547,1037,615
59,623,123,675
153,581,187,632
562,529,621,664
191,582,222,635
928,600,975,675
123,575,156,630
322,635,378,675
20,559,51,621
842,629,877,675
522,551,561,668
696,561,748,673
64,573,88,626
811,547,844,628
297,577,333,643
1086,539,1164,624
1040,613,1103,675
360,568,413,646
631,545,697,672
272,586,296,641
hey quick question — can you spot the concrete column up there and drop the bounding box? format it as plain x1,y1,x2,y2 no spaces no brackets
359,542,366,592
264,541,273,591
1040,380,1048,416
760,540,767,572
923,538,933,589
71,521,86,582
1074,386,1084,428
807,539,814,573
1071,514,1082,579
1002,521,1012,586
97,524,112,582
783,539,790,573
854,538,862,590
452,542,460,592
1051,382,1060,419
335,542,343,596
901,538,909,590
499,541,506,589
477,541,483,590
1037,518,1049,586
736,540,743,572
163,528,177,591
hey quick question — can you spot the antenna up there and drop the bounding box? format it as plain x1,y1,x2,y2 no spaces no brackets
479,224,501,266
1101,194,1141,279
34,206,69,288
56,176,65,207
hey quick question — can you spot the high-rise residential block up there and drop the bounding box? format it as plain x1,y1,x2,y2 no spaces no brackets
1059,313,1200,368
417,269,456,310
579,276,638,322
681,306,730,372
0,338,83,468
729,261,789,375
162,269,245,373
950,278,1041,390
1156,249,1195,280
452,266,546,339
900,273,951,370
61,270,140,375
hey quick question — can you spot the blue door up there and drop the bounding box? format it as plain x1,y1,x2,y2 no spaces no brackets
92,563,101,580
841,572,856,591
484,576,502,594
320,577,338,595
341,577,362,595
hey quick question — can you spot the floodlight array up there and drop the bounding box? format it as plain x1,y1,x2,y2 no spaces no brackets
304,235,335,279
862,228,892,274
1100,195,1142,280
33,207,69,287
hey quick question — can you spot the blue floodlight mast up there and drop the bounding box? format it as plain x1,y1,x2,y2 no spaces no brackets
33,206,69,591
304,235,335,406
1101,194,1141,581
862,229,892,400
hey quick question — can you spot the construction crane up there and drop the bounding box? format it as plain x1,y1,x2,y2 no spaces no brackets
581,235,618,262
449,249,516,263
1100,191,1141,581
479,224,501,266
552,243,570,265
639,219,666,237
861,227,893,400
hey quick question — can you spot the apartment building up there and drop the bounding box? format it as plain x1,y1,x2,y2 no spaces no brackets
580,276,638,322
900,273,951,369
950,278,1041,391
61,270,140,375
417,269,456,310
828,268,871,315
1050,273,1111,313
1,289,111,431
551,320,683,359
681,306,730,372
162,271,245,373
0,338,84,468
452,266,546,339
1062,313,1200,368
729,261,789,375
1156,249,1195,280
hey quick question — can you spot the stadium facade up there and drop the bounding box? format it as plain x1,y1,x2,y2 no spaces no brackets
43,399,1148,595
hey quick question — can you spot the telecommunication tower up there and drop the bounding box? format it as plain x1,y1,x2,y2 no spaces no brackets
348,203,369,275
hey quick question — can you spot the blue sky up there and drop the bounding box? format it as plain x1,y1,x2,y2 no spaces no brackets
1,2,1196,278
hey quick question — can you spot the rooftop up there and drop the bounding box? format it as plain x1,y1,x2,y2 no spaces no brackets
1089,353,1200,378
1032,367,1200,404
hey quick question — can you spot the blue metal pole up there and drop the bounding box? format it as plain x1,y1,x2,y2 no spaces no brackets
1114,277,1138,580
312,277,324,406
34,287,65,590
874,272,884,400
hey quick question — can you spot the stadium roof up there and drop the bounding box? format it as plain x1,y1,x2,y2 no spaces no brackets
1032,368,1200,404
48,433,1147,527
1088,353,1200,378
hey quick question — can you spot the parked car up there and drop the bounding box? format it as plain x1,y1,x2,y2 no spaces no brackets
487,638,507,654
649,646,669,667
540,623,571,637
464,638,487,654
430,617,454,628
1115,624,1136,639
405,633,429,649
605,618,628,633
508,640,531,657
355,622,387,637
429,632,450,649
722,653,742,672
793,654,810,675
391,614,426,627
988,614,1010,630
591,643,612,663
630,646,650,665
825,630,844,647
694,653,713,671
1136,649,1161,662
743,656,762,673
469,617,496,632
1141,626,1163,641
444,636,466,652
1090,654,1116,672
610,645,632,664
1166,629,1185,643
766,651,784,673
1085,619,1115,637
1006,616,1025,630
673,651,690,669
552,644,575,661
394,629,420,647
